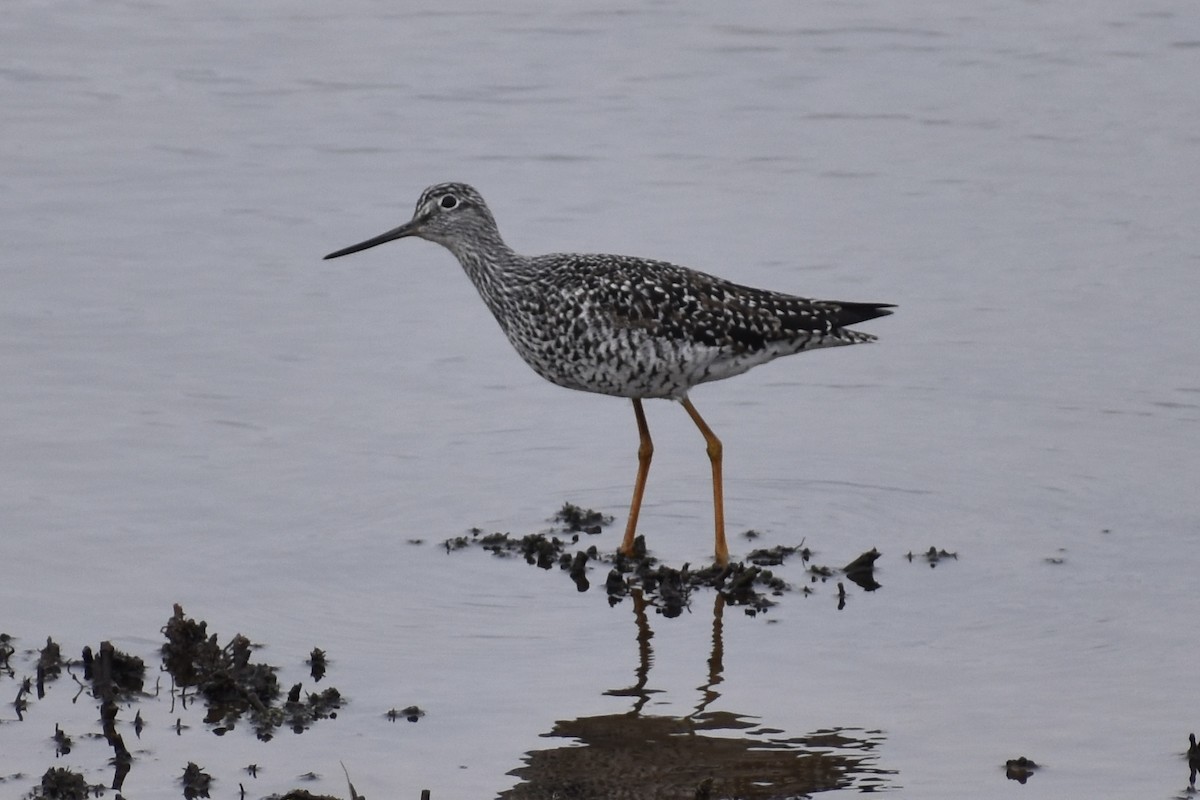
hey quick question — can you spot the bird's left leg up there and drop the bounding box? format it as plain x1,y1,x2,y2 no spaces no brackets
680,396,728,566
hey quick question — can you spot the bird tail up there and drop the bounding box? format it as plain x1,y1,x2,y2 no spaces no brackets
833,302,895,328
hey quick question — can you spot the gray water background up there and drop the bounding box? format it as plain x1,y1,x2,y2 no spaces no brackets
2,1,1198,797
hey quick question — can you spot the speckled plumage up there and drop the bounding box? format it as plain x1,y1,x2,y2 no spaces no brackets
327,182,892,399
324,182,894,564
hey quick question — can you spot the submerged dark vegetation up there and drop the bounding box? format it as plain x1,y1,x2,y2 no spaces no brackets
3,504,958,800
3,605,344,799
443,502,883,616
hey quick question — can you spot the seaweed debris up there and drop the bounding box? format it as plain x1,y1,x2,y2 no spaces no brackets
906,547,957,566
1004,755,1039,784
442,507,867,616
161,605,341,740
182,761,213,798
25,767,98,800
553,502,614,534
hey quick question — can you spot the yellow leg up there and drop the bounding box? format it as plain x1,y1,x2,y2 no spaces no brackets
620,398,653,557
680,396,728,566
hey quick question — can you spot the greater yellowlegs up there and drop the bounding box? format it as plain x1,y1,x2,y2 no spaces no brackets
324,182,893,566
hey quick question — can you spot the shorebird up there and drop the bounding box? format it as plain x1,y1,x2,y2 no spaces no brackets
324,182,892,565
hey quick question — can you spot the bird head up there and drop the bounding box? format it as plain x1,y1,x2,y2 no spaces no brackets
323,182,495,260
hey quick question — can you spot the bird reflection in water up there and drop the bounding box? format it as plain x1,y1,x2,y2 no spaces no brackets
498,592,893,799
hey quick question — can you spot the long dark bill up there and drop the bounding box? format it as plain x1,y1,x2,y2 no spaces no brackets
323,220,418,260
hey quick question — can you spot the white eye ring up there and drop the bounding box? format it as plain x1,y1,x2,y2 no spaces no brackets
439,195,458,210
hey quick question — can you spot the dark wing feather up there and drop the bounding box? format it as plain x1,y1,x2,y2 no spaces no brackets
545,254,892,353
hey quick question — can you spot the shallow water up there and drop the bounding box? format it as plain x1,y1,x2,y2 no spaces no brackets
2,1,1199,798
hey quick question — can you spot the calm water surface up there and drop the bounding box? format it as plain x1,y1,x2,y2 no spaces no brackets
2,1,1198,798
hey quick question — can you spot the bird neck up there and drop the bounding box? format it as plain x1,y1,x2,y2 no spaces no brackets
444,230,530,322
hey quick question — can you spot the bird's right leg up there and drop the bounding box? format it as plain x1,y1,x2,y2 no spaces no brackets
620,398,653,557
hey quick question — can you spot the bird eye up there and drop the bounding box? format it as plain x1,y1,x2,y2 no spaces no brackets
439,195,458,210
